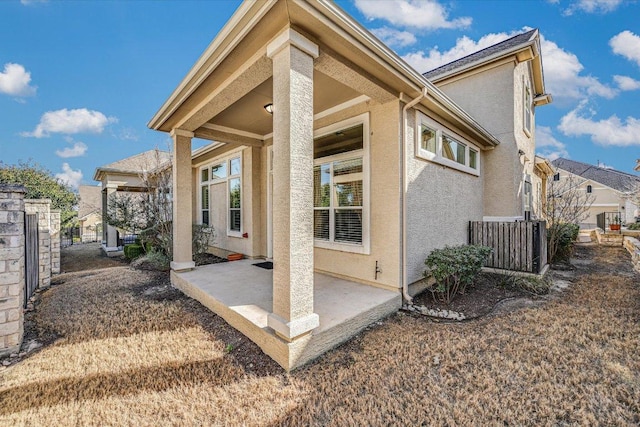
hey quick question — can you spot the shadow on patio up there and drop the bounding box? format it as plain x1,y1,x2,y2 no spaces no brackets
171,259,401,370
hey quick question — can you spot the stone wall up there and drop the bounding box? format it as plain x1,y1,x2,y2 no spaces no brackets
24,199,52,288
0,184,25,357
623,236,640,273
595,229,624,247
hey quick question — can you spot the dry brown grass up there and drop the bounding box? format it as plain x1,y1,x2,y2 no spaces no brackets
1,244,639,426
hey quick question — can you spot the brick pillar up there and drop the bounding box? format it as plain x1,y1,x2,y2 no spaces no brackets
24,200,52,289
50,210,61,274
0,184,26,357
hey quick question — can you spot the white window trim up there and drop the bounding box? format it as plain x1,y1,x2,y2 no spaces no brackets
523,76,532,137
313,112,370,255
197,147,245,238
415,111,480,176
227,155,242,238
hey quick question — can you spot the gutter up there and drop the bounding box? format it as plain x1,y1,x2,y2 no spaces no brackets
400,87,428,304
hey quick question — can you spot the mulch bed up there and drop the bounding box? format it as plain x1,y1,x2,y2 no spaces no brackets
412,272,541,319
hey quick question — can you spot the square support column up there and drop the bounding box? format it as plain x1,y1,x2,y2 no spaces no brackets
103,184,119,249
266,28,320,341
170,129,195,272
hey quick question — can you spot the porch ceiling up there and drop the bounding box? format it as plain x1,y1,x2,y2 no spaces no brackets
201,71,362,138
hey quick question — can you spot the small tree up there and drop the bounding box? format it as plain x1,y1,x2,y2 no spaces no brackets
541,173,595,263
105,149,174,256
0,160,78,225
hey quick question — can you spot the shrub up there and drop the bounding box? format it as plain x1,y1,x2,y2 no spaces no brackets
628,222,640,230
124,243,144,260
131,250,170,271
193,224,216,257
424,245,492,304
548,222,579,263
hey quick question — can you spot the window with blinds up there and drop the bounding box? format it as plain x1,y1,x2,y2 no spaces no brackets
199,153,242,236
313,124,365,246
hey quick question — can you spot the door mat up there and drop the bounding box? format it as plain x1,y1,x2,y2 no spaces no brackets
253,261,273,270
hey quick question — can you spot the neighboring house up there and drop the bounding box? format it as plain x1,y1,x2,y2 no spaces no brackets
77,185,102,242
424,29,552,221
147,0,551,370
552,158,640,227
93,149,171,253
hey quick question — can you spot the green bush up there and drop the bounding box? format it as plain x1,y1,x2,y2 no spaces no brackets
628,222,640,230
424,245,492,304
548,223,579,263
124,243,144,260
131,249,170,271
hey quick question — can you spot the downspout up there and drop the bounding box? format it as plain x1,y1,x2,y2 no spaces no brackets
400,87,428,304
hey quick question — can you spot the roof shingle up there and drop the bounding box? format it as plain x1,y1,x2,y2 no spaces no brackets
551,158,640,193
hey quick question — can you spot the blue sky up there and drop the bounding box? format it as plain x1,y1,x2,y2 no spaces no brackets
1,0,639,189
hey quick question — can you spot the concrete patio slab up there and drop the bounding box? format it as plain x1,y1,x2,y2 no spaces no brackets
171,259,401,370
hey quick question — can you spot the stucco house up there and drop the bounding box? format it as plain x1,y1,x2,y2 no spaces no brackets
147,0,551,370
77,185,103,242
552,158,640,227
424,28,552,222
94,149,171,253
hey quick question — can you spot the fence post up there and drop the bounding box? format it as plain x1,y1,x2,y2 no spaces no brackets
50,210,61,274
24,199,52,289
0,184,26,357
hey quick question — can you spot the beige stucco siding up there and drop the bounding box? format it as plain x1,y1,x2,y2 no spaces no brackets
405,108,484,285
313,100,401,290
435,60,537,218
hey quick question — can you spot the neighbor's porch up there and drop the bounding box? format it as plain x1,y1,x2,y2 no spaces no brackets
171,259,401,371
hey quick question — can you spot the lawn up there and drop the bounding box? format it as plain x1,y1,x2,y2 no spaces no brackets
1,244,639,425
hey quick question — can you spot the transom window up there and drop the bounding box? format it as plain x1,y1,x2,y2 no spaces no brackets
313,114,370,254
416,112,480,176
199,154,242,236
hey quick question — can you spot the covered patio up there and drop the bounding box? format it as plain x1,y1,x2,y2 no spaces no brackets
171,261,400,370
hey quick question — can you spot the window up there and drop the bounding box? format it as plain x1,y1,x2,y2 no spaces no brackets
587,185,592,193
313,114,369,254
553,173,560,181
415,111,480,176
199,153,242,236
524,79,532,135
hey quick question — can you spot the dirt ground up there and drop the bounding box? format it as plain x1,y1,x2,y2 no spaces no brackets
60,242,127,272
1,243,638,425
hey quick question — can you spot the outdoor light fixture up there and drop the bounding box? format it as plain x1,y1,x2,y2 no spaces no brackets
264,103,273,114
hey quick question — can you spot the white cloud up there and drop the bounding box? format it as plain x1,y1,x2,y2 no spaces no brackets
371,27,417,48
613,75,640,91
564,0,623,15
610,30,640,67
536,126,569,160
354,0,471,30
56,141,88,158
55,163,83,189
559,101,640,147
403,30,521,72
22,108,117,138
21,0,48,4
540,35,617,102
0,63,36,97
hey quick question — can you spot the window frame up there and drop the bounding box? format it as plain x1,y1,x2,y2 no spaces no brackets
197,150,243,238
313,113,370,255
415,111,480,176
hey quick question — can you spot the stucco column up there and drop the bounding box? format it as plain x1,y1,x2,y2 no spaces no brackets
266,28,319,341
170,129,195,271
104,184,119,249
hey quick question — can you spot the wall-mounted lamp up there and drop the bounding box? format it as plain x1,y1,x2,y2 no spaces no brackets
518,149,525,156
264,103,273,114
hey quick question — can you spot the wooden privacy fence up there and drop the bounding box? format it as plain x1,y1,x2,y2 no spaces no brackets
469,220,547,274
